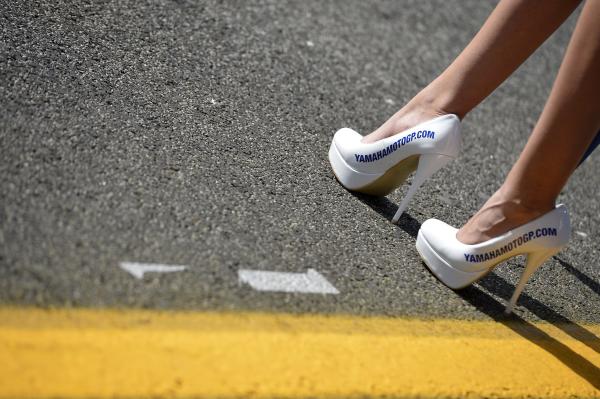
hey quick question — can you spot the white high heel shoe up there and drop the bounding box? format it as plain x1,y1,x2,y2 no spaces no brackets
416,204,571,314
328,114,461,223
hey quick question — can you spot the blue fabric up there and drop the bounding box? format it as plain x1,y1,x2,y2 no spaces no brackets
578,129,600,166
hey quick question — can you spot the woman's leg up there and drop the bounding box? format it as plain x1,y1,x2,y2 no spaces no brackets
362,0,581,144
579,130,600,166
457,0,600,244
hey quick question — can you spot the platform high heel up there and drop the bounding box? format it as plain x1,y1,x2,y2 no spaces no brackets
328,115,461,223
416,204,571,313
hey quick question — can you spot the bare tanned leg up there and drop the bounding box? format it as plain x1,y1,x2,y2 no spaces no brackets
457,0,600,244
362,0,581,144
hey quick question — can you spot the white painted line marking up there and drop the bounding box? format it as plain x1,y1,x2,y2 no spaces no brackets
238,268,339,294
119,262,187,279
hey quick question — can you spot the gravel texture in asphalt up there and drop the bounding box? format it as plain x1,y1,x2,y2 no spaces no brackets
1,0,599,324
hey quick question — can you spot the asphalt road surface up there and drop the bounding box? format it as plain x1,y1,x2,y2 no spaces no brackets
2,0,599,325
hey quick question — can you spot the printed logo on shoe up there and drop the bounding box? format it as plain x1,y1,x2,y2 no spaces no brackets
464,227,558,263
354,130,435,163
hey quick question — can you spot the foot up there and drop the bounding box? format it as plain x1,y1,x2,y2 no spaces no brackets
456,189,555,244
361,95,452,144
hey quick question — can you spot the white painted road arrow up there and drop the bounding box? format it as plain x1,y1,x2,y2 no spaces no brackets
119,262,187,279
238,268,339,294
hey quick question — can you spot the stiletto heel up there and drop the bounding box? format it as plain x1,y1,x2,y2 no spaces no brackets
391,153,454,223
329,114,461,219
416,205,571,313
505,249,558,314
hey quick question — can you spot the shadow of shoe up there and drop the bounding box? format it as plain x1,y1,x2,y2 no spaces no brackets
458,281,600,390
555,256,600,296
350,192,421,239
471,270,600,355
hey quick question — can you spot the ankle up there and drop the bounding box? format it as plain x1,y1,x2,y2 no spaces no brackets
413,83,467,120
491,186,556,217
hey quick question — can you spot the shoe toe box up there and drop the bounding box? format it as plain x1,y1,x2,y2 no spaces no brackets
420,218,457,239
420,218,461,257
333,128,362,148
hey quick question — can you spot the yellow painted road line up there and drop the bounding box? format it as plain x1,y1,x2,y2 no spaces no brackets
1,307,599,399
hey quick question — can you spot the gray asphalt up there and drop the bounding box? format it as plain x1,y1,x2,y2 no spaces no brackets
1,0,599,324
